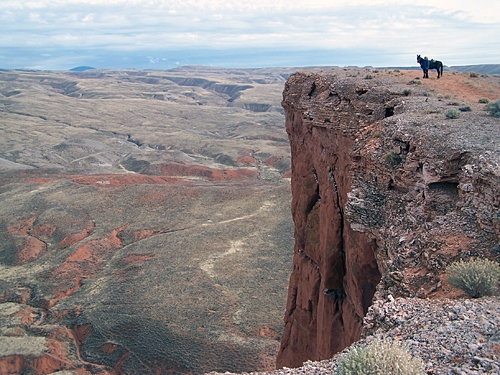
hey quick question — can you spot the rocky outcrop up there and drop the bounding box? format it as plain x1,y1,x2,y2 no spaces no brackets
277,69,499,368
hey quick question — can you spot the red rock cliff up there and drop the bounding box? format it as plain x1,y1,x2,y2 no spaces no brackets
277,69,499,368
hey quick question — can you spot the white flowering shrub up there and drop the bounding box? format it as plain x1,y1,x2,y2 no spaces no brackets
336,339,425,375
447,258,500,298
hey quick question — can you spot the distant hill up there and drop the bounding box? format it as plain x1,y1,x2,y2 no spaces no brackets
449,64,500,75
69,66,95,72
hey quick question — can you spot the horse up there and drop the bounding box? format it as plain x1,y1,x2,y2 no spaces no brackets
417,55,443,79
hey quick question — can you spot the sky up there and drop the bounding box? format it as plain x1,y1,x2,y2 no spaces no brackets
1,0,499,70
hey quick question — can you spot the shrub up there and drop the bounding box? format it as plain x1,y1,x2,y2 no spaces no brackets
459,105,472,112
403,89,412,96
447,258,500,298
469,72,479,78
445,109,460,119
337,339,425,375
485,100,500,118
424,109,441,114
365,74,373,79
384,152,402,166
478,98,490,104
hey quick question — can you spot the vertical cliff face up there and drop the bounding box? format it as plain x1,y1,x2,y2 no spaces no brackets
277,70,500,368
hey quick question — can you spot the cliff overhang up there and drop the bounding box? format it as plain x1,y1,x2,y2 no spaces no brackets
277,69,499,368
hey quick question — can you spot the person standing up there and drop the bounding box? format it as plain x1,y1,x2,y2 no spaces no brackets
422,56,430,78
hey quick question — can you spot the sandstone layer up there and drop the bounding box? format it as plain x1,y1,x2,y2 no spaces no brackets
277,69,500,368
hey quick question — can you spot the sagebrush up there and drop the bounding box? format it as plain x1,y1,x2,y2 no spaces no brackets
447,258,500,298
445,109,460,119
485,100,500,118
337,339,425,375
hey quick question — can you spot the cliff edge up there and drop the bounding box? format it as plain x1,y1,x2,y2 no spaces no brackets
277,69,500,368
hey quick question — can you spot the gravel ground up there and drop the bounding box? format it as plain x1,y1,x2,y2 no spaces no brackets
362,296,500,374
208,296,500,375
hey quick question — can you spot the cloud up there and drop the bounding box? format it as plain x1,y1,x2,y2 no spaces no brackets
0,0,498,69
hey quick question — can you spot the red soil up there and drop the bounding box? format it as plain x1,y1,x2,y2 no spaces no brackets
7,217,48,265
102,343,119,355
16,237,47,265
154,163,259,181
401,70,500,102
0,356,26,375
72,324,93,345
31,224,57,238
7,216,36,236
56,222,95,249
124,253,155,264
237,155,259,166
47,227,125,309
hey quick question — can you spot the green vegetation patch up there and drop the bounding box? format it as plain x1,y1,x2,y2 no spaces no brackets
445,109,460,119
485,100,500,118
384,151,402,166
424,109,441,114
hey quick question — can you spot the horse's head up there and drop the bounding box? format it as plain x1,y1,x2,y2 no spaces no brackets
417,54,422,63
